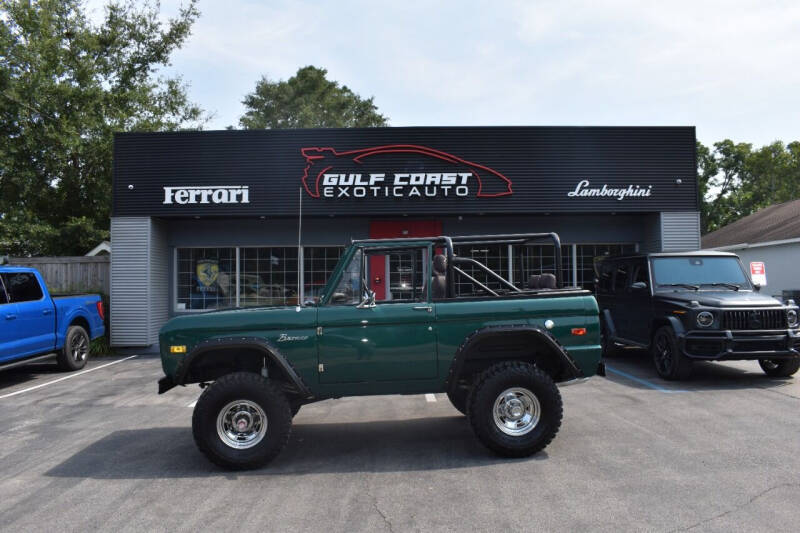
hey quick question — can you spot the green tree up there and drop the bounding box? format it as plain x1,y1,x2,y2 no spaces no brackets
0,0,204,256
238,66,388,129
698,139,800,234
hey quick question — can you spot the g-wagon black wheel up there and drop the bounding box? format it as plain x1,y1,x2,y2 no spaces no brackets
651,326,692,380
759,358,800,377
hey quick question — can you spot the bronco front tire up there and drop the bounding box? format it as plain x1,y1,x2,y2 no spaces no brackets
468,361,562,458
192,372,292,470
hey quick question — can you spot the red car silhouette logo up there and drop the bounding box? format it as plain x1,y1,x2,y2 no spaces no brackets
300,144,513,198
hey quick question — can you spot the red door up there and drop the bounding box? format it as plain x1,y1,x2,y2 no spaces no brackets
368,220,442,300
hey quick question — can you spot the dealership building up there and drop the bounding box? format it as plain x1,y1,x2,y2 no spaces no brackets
110,126,700,347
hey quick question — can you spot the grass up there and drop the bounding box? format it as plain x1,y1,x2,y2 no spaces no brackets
90,335,115,357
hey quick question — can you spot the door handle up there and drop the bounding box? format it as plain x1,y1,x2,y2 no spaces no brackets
413,306,432,313
43,309,53,316
5,314,16,320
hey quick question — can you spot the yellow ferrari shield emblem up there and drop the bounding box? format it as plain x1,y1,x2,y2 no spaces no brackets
196,259,219,288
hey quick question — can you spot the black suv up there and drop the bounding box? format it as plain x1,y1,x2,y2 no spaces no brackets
595,251,800,380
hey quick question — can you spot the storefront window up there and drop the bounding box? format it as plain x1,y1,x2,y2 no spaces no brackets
303,246,345,303
176,248,236,310
453,244,509,297
513,245,572,289
174,242,637,311
239,247,298,307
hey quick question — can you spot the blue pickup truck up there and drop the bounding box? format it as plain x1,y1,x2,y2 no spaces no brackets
0,267,106,371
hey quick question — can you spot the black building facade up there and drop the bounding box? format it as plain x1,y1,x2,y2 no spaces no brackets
111,126,699,347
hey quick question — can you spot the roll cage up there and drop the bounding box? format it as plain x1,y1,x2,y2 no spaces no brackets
349,233,564,299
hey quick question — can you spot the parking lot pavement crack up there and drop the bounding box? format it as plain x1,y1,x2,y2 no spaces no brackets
756,385,800,401
368,492,395,533
670,482,800,532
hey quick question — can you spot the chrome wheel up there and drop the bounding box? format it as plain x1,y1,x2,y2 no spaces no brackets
70,332,89,363
216,400,268,449
492,387,541,436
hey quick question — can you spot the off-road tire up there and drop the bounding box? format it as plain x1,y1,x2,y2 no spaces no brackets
446,387,469,415
192,372,292,470
56,325,90,371
651,326,692,380
759,358,800,377
468,361,563,458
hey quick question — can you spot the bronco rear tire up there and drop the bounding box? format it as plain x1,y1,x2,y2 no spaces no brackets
759,358,800,377
56,325,90,371
468,361,562,458
192,372,292,470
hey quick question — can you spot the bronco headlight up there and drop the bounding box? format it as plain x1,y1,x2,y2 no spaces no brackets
788,309,798,327
696,311,714,328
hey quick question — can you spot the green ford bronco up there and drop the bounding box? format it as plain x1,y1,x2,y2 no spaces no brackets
158,233,604,469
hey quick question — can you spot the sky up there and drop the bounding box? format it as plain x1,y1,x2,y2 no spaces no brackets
86,0,800,147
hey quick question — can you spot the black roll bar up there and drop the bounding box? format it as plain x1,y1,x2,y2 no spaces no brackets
351,232,563,293
452,266,498,296
452,257,521,293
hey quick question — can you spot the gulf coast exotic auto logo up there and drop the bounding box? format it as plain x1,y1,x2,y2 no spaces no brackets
300,145,513,199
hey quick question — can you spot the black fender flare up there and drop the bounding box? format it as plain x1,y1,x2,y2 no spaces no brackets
175,336,311,398
652,316,687,343
445,325,584,393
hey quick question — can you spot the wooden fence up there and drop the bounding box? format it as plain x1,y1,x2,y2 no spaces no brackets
8,256,110,295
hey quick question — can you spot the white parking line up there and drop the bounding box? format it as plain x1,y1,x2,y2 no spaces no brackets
187,400,197,408
425,393,437,402
0,355,139,400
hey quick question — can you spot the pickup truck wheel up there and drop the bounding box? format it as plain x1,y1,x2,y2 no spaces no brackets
651,326,692,380
468,361,562,457
759,358,800,377
446,387,469,415
192,372,292,470
57,325,90,371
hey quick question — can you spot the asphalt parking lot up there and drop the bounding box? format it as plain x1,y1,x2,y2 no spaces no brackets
0,351,798,532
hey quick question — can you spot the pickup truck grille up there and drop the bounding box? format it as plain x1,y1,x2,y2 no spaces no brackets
722,309,786,330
